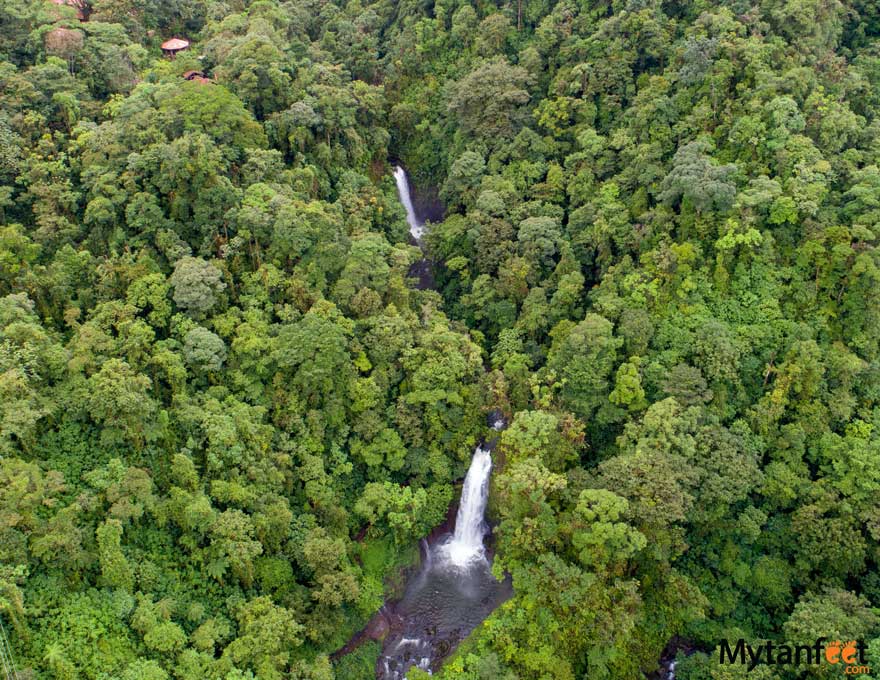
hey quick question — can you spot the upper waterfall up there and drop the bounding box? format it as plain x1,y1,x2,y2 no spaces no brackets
393,165,424,241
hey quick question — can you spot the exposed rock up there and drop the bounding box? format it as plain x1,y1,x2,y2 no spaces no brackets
45,27,84,58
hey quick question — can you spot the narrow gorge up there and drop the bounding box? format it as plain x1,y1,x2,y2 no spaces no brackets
365,169,511,680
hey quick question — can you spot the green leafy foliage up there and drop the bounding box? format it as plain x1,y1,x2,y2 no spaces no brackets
1,0,880,679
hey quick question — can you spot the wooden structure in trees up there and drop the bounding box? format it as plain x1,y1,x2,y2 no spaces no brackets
182,70,213,84
161,38,190,58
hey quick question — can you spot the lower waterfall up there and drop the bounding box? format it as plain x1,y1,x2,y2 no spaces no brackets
376,442,510,679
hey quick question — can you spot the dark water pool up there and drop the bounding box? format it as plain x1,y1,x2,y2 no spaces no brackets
377,540,512,679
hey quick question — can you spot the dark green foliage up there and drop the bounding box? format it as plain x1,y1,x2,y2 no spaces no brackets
2,0,880,679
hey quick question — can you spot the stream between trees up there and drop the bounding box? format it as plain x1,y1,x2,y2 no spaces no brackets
370,168,512,679
381,165,682,680
375,429,512,679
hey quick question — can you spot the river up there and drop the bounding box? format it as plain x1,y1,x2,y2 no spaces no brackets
375,423,512,679
370,168,512,679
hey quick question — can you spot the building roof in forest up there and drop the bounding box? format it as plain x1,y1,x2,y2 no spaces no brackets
48,0,87,20
161,38,190,51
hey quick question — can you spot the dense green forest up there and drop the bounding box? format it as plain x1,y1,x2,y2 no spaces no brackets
3,0,880,677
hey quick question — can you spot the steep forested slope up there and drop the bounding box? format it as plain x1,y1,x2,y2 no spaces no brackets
2,0,880,679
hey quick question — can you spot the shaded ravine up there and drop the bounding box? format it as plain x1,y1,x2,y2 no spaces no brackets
385,167,682,680
331,168,513,680
651,637,696,680
395,165,436,290
336,165,682,680
376,167,511,679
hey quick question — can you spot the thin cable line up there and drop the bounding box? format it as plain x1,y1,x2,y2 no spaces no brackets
0,618,19,680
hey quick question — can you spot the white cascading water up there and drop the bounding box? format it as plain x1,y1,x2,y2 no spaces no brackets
374,175,509,679
441,446,493,568
393,165,424,241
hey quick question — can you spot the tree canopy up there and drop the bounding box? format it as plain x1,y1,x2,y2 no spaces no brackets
2,0,880,679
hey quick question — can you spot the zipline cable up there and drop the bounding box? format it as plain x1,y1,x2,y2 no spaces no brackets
0,618,19,680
